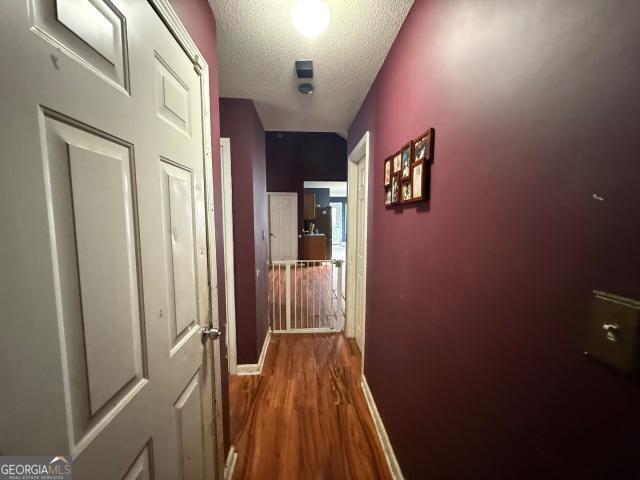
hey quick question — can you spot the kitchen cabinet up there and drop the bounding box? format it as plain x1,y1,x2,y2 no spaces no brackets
302,234,327,260
304,192,316,220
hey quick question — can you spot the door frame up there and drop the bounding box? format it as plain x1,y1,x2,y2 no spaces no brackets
267,192,299,261
345,131,370,365
149,0,225,477
220,138,238,375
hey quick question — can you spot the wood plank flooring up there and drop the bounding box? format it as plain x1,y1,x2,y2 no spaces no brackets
229,334,391,480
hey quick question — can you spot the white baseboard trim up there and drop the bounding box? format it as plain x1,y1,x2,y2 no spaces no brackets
236,328,271,375
361,375,404,480
224,445,238,480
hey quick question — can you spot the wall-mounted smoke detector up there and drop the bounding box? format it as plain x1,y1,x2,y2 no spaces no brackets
295,60,313,79
298,83,314,95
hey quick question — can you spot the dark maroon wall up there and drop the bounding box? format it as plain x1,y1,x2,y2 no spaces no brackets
349,0,640,478
167,0,231,455
219,98,269,365
266,132,347,251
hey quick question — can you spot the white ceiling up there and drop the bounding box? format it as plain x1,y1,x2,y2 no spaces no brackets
209,0,414,137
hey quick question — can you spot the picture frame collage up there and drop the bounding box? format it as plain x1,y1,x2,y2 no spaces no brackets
384,128,435,206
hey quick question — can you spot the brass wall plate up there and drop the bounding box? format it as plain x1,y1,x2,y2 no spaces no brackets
585,291,640,374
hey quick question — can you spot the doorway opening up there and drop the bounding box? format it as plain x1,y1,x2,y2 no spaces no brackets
303,181,347,261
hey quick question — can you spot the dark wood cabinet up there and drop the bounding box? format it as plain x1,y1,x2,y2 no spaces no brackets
302,235,327,260
303,192,316,220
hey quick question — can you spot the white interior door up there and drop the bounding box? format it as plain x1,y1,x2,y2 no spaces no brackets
268,193,298,261
346,133,369,361
0,1,217,478
354,159,367,353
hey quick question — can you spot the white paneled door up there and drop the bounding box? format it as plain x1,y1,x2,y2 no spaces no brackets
346,133,369,362
268,193,298,261
354,159,367,353
0,1,218,479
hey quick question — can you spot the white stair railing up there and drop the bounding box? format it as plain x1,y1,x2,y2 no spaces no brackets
269,259,345,333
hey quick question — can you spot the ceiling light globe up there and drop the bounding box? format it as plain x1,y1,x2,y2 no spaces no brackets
291,0,330,38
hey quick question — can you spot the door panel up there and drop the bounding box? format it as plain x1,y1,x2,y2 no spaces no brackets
41,110,148,450
123,444,153,480
155,52,192,135
174,372,205,480
30,0,129,92
69,143,143,416
56,0,119,64
0,1,217,478
160,161,199,352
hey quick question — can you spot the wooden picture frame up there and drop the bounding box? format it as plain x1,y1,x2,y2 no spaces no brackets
392,151,402,175
390,173,401,204
411,160,425,201
385,187,392,206
413,128,435,163
401,179,413,202
384,157,392,187
400,141,412,180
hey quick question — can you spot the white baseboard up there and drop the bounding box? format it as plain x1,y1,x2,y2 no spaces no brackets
224,445,237,480
361,375,404,480
236,328,271,375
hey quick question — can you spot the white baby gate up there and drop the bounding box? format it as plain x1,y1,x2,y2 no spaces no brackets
268,259,345,333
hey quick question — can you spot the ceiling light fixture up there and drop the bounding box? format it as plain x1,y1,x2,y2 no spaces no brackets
291,0,330,38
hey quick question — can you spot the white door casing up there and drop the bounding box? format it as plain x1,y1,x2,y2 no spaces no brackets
0,1,221,478
220,138,237,374
346,132,370,364
267,192,298,261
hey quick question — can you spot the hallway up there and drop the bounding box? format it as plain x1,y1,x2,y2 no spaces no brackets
229,334,390,479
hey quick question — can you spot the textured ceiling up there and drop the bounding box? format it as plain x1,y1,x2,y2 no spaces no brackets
209,0,414,136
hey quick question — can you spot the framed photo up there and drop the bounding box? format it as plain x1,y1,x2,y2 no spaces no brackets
391,173,400,204
384,158,391,187
401,142,412,179
412,160,425,201
401,181,412,202
385,188,392,205
392,152,401,174
413,128,435,163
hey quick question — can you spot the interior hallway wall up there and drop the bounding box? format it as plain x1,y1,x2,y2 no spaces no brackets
348,0,640,477
266,132,347,253
167,0,231,454
219,98,269,366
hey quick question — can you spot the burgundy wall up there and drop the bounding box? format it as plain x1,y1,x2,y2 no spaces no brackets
349,0,640,478
266,132,347,251
167,0,231,455
219,98,269,365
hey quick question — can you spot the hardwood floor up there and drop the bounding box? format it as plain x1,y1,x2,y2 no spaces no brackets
229,334,391,480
